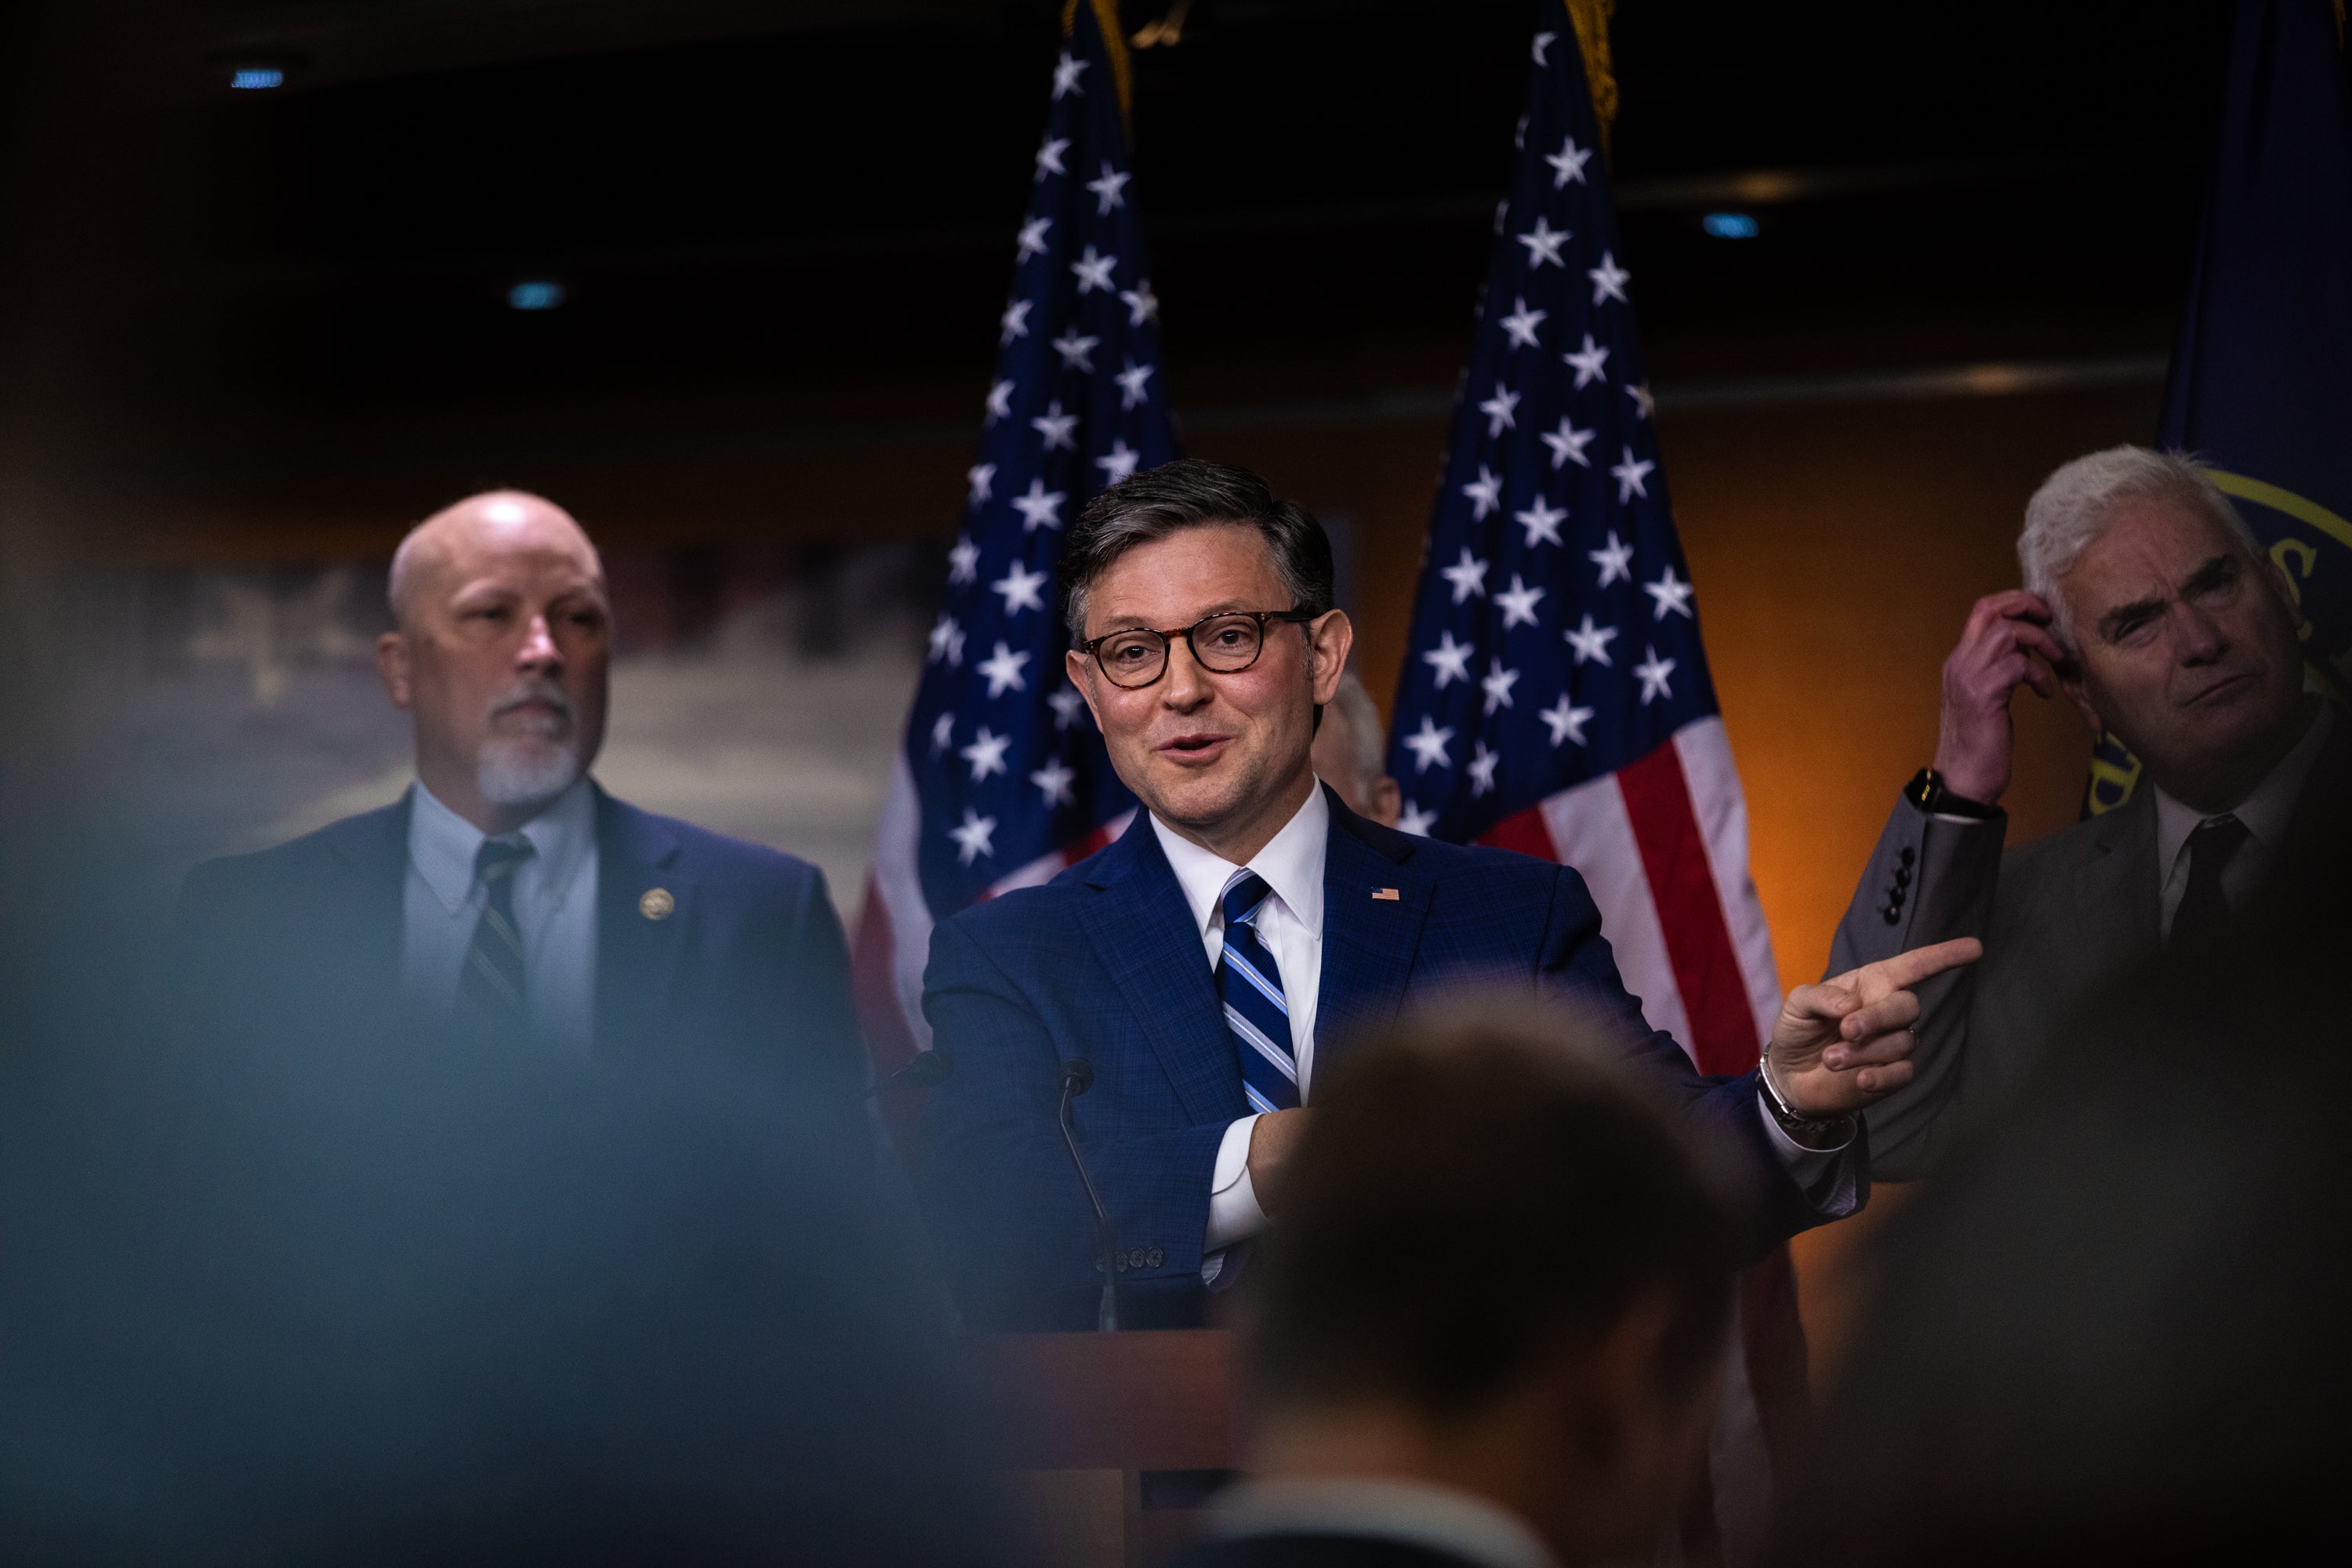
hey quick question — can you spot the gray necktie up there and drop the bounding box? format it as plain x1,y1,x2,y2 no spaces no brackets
454,836,535,1040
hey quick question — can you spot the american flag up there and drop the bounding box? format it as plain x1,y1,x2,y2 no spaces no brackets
854,0,1176,1097
1385,7,1802,1557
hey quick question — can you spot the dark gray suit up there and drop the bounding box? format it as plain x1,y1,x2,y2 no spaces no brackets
1830,715,2351,1179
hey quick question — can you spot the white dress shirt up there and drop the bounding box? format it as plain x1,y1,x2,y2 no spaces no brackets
2154,701,2332,941
1151,786,1330,1274
401,778,600,1054
1205,1478,1561,1568
1151,785,1849,1280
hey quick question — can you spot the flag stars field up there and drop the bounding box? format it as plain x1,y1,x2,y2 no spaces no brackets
960,727,1012,782
1423,630,1474,688
1518,215,1571,270
1011,479,1065,532
1563,333,1610,387
976,642,1031,699
1564,614,1617,666
1385,4,1729,860
1643,565,1695,621
879,0,1174,934
1442,548,1490,604
1540,693,1593,748
1404,715,1454,772
1463,465,1504,521
1588,530,1634,587
1501,297,1547,349
1495,574,1548,629
1515,496,1567,549
1541,415,1595,469
991,561,1048,616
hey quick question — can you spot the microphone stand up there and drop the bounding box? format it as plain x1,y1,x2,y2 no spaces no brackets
1056,1058,1120,1333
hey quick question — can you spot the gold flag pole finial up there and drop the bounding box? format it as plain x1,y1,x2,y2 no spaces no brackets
1563,0,1619,159
1064,0,1137,128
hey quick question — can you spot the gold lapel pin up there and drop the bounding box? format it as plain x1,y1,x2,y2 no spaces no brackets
1373,887,1400,901
639,887,676,921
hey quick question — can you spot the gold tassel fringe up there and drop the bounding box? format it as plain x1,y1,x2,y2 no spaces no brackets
1563,0,1619,159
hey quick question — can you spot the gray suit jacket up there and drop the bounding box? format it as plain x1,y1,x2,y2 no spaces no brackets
1830,716,2351,1179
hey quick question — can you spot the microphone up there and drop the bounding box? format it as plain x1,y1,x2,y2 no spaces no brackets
1057,1057,1120,1333
862,1051,955,1101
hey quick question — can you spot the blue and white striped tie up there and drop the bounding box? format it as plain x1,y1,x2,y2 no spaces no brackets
1218,869,1300,1115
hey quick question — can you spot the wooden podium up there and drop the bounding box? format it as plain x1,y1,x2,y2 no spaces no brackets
967,1330,1242,1568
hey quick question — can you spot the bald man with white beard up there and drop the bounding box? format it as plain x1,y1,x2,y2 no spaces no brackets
170,492,866,1116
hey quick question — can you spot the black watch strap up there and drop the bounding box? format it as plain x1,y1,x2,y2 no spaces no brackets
1904,767,1998,821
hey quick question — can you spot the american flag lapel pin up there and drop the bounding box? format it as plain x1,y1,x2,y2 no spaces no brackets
1373,887,1401,901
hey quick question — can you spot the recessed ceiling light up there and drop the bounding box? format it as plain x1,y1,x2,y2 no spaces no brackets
1701,212,1761,239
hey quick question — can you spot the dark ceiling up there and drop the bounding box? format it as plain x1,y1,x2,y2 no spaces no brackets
2,0,2245,521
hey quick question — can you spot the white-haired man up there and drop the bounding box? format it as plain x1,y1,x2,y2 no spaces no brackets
171,492,865,1114
1835,445,2346,1176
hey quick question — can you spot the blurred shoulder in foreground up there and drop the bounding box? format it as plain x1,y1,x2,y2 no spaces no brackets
0,1013,1000,1566
1773,829,2352,1566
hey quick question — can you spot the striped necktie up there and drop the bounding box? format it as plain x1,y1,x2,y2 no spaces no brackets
454,835,535,1041
1218,869,1300,1115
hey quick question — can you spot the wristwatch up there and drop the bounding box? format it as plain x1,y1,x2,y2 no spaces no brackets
1759,1050,1856,1149
1904,767,1998,821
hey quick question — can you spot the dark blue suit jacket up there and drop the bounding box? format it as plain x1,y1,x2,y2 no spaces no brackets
916,785,1848,1330
171,785,864,1105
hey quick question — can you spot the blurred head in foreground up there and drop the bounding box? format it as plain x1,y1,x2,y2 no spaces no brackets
1200,1004,1733,1568
380,490,611,833
1771,844,2352,1567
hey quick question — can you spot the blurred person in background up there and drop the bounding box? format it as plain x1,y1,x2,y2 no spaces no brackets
167,490,866,1113
1311,668,1402,828
1831,445,2345,1176
920,459,1976,1330
1171,1002,1734,1568
1770,837,2351,1567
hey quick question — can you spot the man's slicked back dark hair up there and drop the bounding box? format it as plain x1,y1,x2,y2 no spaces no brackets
1245,1002,1736,1421
1060,459,1336,639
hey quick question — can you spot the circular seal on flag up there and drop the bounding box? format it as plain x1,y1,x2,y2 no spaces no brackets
639,887,676,921
2212,470,2352,703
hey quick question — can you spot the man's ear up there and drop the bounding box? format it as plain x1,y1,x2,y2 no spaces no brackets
1308,611,1354,705
1065,648,1109,731
377,630,414,710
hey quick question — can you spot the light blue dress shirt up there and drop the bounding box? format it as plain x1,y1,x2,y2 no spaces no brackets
401,778,600,1054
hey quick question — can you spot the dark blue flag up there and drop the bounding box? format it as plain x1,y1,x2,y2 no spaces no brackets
857,0,1178,1071
2090,0,2352,811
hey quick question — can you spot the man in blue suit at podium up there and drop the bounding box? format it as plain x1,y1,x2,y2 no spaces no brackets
916,461,1974,1330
